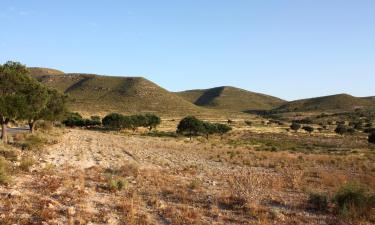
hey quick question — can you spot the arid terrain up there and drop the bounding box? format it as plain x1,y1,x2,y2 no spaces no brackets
1,119,374,225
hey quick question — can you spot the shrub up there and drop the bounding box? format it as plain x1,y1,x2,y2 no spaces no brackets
107,177,127,191
333,182,375,219
62,112,84,127
290,122,301,132
22,135,47,151
302,126,314,134
335,124,347,135
244,121,252,126
35,121,53,132
369,132,375,144
347,128,356,135
0,157,11,185
308,193,328,211
63,112,101,127
19,157,36,172
215,123,232,137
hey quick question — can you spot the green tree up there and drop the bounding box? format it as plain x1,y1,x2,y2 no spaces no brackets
177,116,203,140
215,123,232,138
144,114,161,131
0,61,33,143
102,113,125,130
130,114,147,132
202,122,218,140
290,122,301,133
24,84,67,133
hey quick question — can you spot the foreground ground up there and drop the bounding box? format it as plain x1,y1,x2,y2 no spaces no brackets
0,125,374,224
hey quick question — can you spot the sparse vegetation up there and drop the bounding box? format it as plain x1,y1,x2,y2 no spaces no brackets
333,182,375,219
290,122,301,132
308,193,328,211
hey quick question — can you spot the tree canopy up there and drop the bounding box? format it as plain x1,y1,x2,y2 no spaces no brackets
0,61,67,142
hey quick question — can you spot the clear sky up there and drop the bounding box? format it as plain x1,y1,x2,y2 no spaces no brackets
1,0,374,100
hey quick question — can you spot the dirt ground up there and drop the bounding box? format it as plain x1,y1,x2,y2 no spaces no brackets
0,128,373,224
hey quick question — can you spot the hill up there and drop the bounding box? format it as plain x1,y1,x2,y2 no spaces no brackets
28,67,65,76
274,94,375,113
32,73,206,116
176,86,285,112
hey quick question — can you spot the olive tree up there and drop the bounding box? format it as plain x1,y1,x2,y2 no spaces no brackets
202,122,218,140
144,114,161,131
177,116,203,140
0,61,33,143
215,123,232,138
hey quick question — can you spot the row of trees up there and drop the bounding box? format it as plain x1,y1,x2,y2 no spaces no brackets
102,113,161,132
177,116,232,140
0,62,67,143
63,113,101,127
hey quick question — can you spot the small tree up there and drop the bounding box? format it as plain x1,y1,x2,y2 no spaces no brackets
25,86,67,133
63,112,85,127
130,114,147,132
177,116,203,140
0,61,33,143
369,132,375,144
102,113,125,130
290,122,301,133
202,122,217,140
302,126,314,134
335,124,347,136
215,123,232,138
144,114,161,131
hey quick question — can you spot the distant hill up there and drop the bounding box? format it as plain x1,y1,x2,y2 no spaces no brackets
28,67,65,76
32,72,205,116
275,94,375,113
176,86,285,112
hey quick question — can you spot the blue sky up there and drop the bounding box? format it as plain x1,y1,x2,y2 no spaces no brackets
1,0,374,100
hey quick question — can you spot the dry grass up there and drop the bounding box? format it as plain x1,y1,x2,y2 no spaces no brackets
0,120,374,224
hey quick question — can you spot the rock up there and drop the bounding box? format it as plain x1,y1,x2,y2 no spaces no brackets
67,207,76,216
8,190,21,197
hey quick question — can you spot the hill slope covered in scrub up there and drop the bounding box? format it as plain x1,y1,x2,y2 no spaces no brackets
32,72,205,116
274,94,375,113
177,86,285,112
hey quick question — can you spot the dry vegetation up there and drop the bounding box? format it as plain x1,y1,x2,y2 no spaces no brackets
0,118,374,225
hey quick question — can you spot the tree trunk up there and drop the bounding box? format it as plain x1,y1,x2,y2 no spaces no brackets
1,122,8,144
29,121,35,133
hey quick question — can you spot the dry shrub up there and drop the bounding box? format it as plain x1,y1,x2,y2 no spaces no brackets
19,156,36,172
35,120,54,132
0,157,11,185
333,182,375,220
